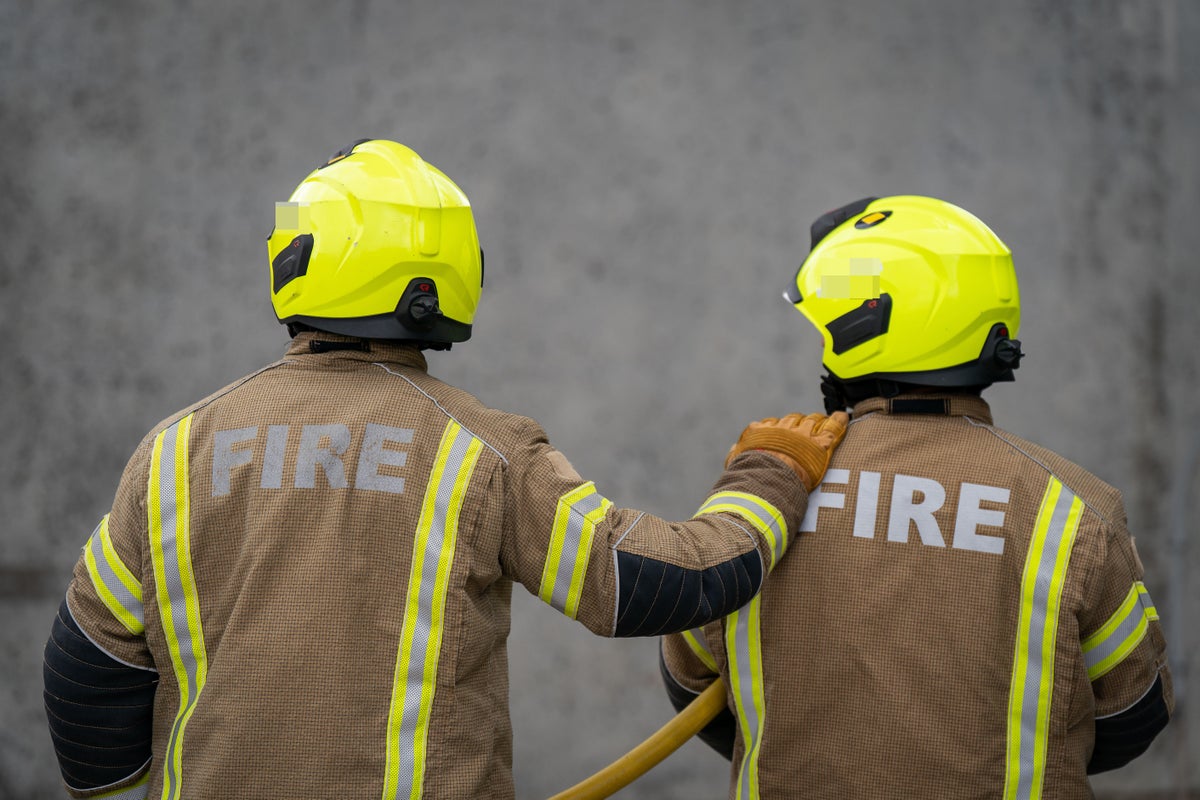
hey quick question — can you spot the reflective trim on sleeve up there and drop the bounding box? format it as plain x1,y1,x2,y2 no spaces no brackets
383,420,483,800
1083,582,1159,681
726,596,766,800
538,482,613,619
697,491,786,570
1003,477,1084,800
148,414,207,800
91,767,151,800
683,627,718,673
84,515,145,636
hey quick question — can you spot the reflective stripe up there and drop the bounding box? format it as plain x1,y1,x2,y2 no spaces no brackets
383,420,483,800
1083,582,1158,680
726,596,766,800
538,482,613,619
683,627,718,673
94,768,150,800
148,415,206,800
1003,477,1083,800
84,515,145,635
697,491,786,569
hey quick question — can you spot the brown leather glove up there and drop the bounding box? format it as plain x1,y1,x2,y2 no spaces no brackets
725,411,850,491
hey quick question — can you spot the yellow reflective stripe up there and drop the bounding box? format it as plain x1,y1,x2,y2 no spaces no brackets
1140,584,1159,620
682,627,718,673
697,491,786,569
726,596,766,800
1003,477,1083,800
84,515,145,635
1082,582,1157,680
148,415,206,800
538,482,612,619
383,421,483,800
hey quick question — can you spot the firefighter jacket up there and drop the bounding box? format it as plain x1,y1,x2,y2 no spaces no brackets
661,393,1172,800
44,332,810,800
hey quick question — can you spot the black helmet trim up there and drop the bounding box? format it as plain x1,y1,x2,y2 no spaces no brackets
784,196,881,306
319,138,373,169
282,312,471,345
821,322,1023,412
810,197,878,249
279,276,472,345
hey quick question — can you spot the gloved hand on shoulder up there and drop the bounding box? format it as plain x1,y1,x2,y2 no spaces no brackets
726,411,850,491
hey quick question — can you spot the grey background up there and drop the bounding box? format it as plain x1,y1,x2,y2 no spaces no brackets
2,0,1198,797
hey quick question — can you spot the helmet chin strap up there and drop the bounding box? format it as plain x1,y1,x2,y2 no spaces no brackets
820,375,849,414
820,374,906,414
821,373,996,414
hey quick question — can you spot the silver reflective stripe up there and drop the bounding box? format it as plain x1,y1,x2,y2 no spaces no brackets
726,597,765,800
395,429,471,786
159,421,195,798
539,483,611,620
150,416,207,800
1004,478,1083,800
549,490,606,613
86,519,144,633
698,492,786,568
384,421,483,800
1082,583,1156,680
1084,602,1142,675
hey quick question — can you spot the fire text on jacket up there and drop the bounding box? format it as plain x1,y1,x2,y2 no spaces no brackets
211,423,415,497
800,468,1009,555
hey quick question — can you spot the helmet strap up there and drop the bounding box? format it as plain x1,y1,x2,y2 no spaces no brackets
821,374,903,414
822,373,966,414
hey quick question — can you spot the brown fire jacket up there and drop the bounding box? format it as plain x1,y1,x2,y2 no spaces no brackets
662,394,1172,800
49,332,809,800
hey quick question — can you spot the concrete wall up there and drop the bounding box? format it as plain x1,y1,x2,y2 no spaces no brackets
3,1,1197,797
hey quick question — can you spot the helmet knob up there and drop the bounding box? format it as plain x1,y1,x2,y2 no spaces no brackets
397,277,443,332
407,294,441,330
995,338,1024,369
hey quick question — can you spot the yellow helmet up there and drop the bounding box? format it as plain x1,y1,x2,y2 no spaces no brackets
784,196,1023,410
268,139,483,346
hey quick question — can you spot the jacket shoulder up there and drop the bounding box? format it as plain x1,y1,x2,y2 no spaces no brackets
137,359,294,445
972,421,1124,523
396,370,548,460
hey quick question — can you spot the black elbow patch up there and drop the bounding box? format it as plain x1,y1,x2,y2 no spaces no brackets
614,549,761,637
43,599,156,790
1088,674,1170,775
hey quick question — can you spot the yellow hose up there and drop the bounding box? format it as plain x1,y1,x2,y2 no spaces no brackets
547,678,728,800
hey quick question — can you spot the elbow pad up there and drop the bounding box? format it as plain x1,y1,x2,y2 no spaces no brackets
43,599,157,790
1088,674,1170,775
614,549,761,637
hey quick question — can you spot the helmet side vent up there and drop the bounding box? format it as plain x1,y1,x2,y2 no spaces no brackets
272,234,314,293
827,293,893,355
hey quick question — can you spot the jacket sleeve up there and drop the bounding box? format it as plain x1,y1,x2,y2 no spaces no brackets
1077,503,1172,774
660,626,734,760
45,444,158,798
498,418,808,637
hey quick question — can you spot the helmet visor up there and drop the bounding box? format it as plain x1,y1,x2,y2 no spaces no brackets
782,272,803,305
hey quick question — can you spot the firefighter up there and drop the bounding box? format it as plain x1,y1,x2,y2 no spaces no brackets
41,139,848,800
660,196,1172,799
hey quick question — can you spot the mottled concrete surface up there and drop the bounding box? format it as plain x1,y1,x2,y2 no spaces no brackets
2,1,1198,797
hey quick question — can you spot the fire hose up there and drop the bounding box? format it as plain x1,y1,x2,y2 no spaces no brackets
547,678,728,800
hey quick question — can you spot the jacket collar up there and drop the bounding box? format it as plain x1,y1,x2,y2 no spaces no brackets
283,331,428,372
851,392,993,425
